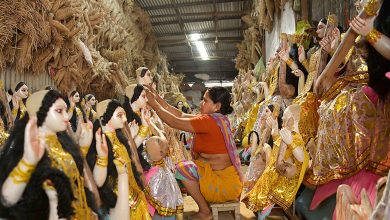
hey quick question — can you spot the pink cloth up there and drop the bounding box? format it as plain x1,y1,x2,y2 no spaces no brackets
362,86,379,106
310,170,380,211
386,72,390,79
145,167,159,216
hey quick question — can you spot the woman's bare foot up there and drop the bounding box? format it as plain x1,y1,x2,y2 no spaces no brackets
190,211,213,220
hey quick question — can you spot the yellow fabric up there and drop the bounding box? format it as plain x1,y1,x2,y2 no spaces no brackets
305,84,390,185
195,160,242,203
0,118,9,147
293,92,320,144
241,98,274,148
241,103,261,148
243,133,309,211
43,135,92,220
105,132,151,220
130,193,151,220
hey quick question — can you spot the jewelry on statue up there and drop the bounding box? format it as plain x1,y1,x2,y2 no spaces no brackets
96,155,108,167
286,58,294,69
9,158,36,184
364,0,379,17
366,28,382,45
138,125,150,138
80,146,89,157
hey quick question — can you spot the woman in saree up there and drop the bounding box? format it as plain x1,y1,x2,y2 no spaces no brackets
144,85,242,220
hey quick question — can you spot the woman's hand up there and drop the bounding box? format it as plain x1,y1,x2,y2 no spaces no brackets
266,116,278,130
128,120,139,138
141,108,151,125
95,128,108,157
280,128,293,145
77,121,93,148
278,50,290,62
23,117,45,165
350,16,376,37
319,36,332,53
143,87,158,108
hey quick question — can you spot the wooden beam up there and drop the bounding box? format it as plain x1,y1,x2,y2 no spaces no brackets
159,37,242,46
142,0,246,11
152,15,241,26
157,27,244,37
151,11,246,18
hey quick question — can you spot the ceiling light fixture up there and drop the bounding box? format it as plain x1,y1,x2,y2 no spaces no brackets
189,33,209,60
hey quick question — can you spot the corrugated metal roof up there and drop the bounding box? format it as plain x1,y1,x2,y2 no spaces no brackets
184,20,214,32
217,1,244,12
135,0,251,82
175,0,207,4
179,5,214,14
217,19,241,29
160,45,189,53
148,8,177,16
152,24,182,34
136,0,171,8
150,16,177,24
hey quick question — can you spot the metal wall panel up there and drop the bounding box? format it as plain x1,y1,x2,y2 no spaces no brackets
0,68,56,93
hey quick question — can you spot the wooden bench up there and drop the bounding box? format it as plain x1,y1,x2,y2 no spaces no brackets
210,201,240,220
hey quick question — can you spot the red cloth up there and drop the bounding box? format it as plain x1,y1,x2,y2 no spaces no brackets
310,170,380,211
189,114,228,154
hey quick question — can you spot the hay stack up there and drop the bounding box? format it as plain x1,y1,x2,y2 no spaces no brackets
0,0,169,100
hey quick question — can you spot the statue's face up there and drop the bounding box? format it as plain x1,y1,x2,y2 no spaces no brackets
177,101,184,109
134,90,148,109
316,21,326,39
88,96,96,106
43,98,69,132
108,107,127,130
16,84,29,99
72,92,80,103
138,70,153,86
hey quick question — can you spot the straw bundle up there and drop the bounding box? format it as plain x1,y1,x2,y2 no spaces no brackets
1,0,169,100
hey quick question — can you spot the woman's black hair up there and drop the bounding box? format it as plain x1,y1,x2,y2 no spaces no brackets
14,82,26,93
122,93,150,171
130,84,144,104
69,91,77,97
85,94,95,102
287,44,307,97
248,131,260,146
366,1,390,100
319,18,327,25
0,90,97,219
123,96,142,125
140,68,148,78
87,100,143,211
207,86,234,115
179,133,187,146
8,82,28,121
65,91,87,132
